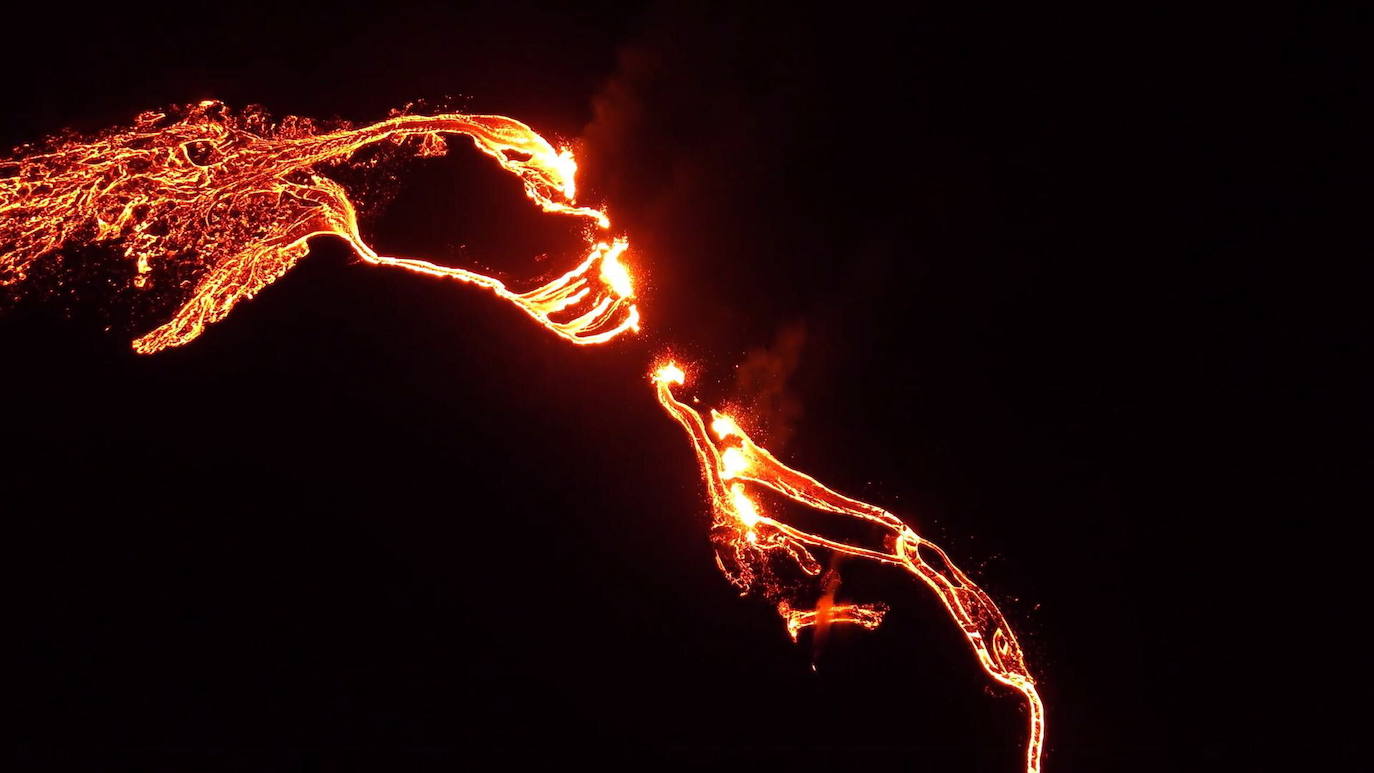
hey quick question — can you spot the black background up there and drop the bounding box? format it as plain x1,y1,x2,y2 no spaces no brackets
3,2,1358,770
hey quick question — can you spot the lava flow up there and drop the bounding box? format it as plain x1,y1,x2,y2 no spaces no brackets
653,362,1046,773
0,101,638,352
3,101,1045,771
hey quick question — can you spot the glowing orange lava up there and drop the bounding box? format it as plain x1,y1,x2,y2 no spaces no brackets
2,100,1046,771
0,101,637,352
653,362,1046,773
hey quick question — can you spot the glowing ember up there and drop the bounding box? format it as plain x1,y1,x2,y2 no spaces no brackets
0,101,637,352
653,362,1046,773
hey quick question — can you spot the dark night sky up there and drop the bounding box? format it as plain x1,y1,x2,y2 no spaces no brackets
3,2,1358,770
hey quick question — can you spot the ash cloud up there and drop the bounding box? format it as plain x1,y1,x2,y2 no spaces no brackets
733,322,807,452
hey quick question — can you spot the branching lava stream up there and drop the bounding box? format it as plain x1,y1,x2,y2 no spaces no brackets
0,101,637,352
653,362,1045,772
1,102,1043,771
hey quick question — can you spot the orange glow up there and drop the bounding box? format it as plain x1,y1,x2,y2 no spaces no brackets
777,599,887,642
0,102,636,352
653,362,1046,773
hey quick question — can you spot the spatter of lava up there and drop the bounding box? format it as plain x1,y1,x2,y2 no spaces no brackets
0,100,637,353
653,362,1045,773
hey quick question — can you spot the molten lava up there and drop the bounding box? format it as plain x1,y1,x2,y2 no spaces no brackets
2,101,1046,771
0,101,638,352
653,362,1046,773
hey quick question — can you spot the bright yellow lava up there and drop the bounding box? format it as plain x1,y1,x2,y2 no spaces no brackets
721,446,750,479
